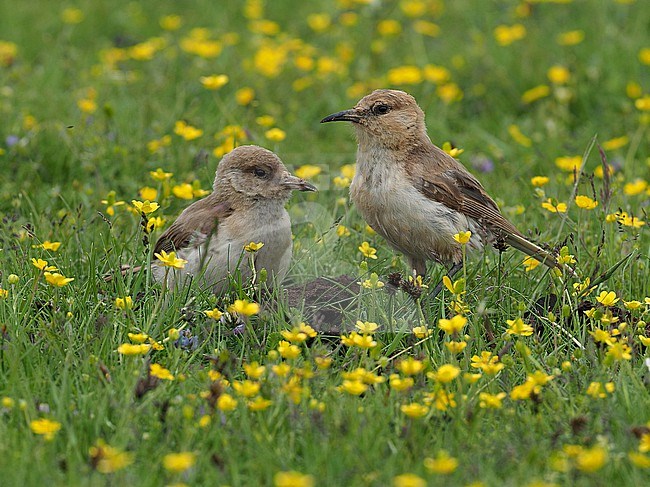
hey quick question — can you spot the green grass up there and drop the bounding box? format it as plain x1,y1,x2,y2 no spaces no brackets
1,0,649,485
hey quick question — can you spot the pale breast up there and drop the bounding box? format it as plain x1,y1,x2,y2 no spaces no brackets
351,150,486,265
155,206,293,293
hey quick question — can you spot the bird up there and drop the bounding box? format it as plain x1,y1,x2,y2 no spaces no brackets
321,89,566,289
149,145,317,294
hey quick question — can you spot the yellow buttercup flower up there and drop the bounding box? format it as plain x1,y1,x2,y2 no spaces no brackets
200,74,229,90
575,195,598,210
44,272,74,287
30,418,62,440
154,250,187,269
163,452,196,473
228,299,260,316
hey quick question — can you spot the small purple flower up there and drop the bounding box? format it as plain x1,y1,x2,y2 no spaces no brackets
5,135,19,147
471,156,494,173
174,329,199,350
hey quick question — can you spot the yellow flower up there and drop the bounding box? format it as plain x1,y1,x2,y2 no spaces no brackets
522,85,550,104
361,272,385,289
131,200,159,214
494,24,527,46
453,231,471,244
412,326,432,338
89,440,134,473
355,320,379,334
438,315,467,335
575,446,607,473
163,452,196,473
397,357,425,376
277,340,301,359
606,342,632,361
640,47,650,65
445,341,467,354
30,418,61,440
117,343,151,355
522,256,541,272
150,363,174,381
555,155,582,172
235,87,255,106
307,13,331,32
400,402,429,419
508,124,532,147
31,258,57,272
602,135,629,151
441,142,464,158
427,364,460,383
414,20,440,37
471,351,504,375
628,452,650,469
274,471,315,487
377,19,402,36
127,332,148,343
243,361,266,379
340,331,377,349
248,396,273,411
389,374,414,392
506,317,534,336
174,120,203,141
204,308,223,320
228,299,260,316
624,179,648,196
150,168,173,181
479,392,506,409
358,241,378,260
154,250,188,269
34,241,61,251
114,296,133,310
548,65,570,84
531,176,550,187
575,195,598,210
541,199,567,213
424,450,459,474
265,128,286,142
172,183,194,200
232,380,261,397
200,74,229,90
339,379,368,395
244,241,264,253
437,83,463,104
159,14,182,31
393,473,426,487
387,65,423,85
635,95,650,111
294,164,321,180
217,393,238,412
44,272,74,287
0,289,8,299
596,290,619,307
557,30,585,46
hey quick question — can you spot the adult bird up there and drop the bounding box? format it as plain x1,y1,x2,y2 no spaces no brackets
150,145,316,293
321,89,565,288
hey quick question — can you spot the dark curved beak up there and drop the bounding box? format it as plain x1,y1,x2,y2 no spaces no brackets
320,109,361,123
282,174,318,192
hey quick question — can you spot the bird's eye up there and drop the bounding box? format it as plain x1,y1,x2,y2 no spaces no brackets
373,103,390,115
253,167,268,178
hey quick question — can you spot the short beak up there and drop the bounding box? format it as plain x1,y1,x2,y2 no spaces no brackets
282,174,318,192
320,109,361,123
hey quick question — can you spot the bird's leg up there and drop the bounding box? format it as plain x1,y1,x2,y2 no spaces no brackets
429,262,464,299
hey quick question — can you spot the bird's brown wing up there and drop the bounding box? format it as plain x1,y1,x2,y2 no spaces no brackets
411,149,522,237
153,198,233,255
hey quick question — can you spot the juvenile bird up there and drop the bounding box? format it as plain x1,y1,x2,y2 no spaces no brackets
321,89,564,285
150,145,316,293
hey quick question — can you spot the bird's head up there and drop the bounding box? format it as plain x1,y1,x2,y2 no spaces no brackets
321,89,427,149
214,145,317,206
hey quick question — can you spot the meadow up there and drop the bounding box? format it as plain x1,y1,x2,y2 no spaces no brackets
0,0,649,485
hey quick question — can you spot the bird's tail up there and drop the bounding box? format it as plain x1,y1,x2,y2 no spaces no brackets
103,264,143,282
504,234,576,276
